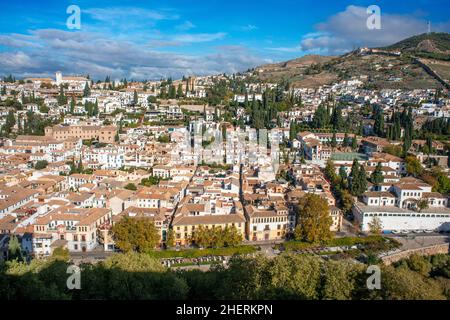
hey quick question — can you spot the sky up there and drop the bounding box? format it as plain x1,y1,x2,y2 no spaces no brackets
0,0,449,80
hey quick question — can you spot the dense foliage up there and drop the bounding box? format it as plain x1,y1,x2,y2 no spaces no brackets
0,252,448,300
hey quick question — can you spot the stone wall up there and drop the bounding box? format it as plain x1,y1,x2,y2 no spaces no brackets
382,243,450,265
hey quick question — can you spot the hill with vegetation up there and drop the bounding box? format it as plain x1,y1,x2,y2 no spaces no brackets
381,32,450,61
251,33,450,89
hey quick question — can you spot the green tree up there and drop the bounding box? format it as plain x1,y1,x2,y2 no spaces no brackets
405,156,423,177
57,85,67,106
325,160,339,185
349,159,360,196
176,83,183,98
351,136,358,150
370,162,384,185
157,134,171,143
406,254,432,277
133,90,139,105
7,235,23,261
190,225,242,248
165,229,175,247
367,217,383,234
70,97,75,114
168,85,176,99
140,176,160,186
34,160,49,170
321,261,357,300
83,81,91,97
330,106,343,130
339,189,354,214
356,165,367,196
112,217,160,253
124,183,137,191
295,194,332,243
373,105,385,137
2,110,16,136
380,266,445,300
51,247,70,262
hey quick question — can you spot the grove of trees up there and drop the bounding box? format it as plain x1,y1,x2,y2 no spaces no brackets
0,251,448,300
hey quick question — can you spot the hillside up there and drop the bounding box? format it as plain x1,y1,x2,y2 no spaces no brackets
255,55,337,85
251,33,450,89
381,32,450,61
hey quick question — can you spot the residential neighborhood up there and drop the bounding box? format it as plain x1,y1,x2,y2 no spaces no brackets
0,0,450,304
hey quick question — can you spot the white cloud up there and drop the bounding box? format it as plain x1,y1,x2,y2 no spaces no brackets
84,7,179,22
300,5,450,54
0,29,263,80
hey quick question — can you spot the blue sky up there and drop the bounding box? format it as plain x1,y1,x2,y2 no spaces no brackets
0,0,449,80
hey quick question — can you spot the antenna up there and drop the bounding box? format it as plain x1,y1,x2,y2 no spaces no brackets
427,21,431,34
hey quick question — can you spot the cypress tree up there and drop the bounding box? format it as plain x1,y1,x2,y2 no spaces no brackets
350,159,360,196
83,81,91,97
357,165,367,196
370,162,384,185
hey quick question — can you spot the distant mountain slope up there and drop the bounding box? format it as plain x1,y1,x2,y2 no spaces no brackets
382,32,450,57
255,55,336,84
251,33,450,89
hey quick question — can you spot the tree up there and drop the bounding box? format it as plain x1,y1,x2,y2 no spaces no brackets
124,183,137,191
339,189,354,214
112,217,160,253
321,261,357,300
311,104,328,129
330,106,343,130
370,162,384,185
380,266,445,300
349,159,360,196
177,83,183,98
351,136,358,150
168,85,176,99
34,160,49,170
51,247,70,262
416,199,429,212
367,217,383,234
373,105,385,137
157,134,170,143
356,165,367,196
133,90,139,105
295,194,332,243
140,176,160,186
325,160,338,185
57,85,67,106
7,235,23,261
406,254,432,277
165,229,175,247
405,156,423,177
1,110,16,137
70,97,75,114
190,225,242,248
83,81,91,97
330,132,337,148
